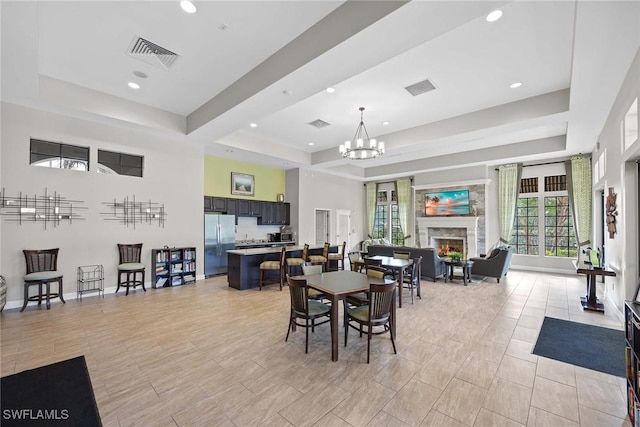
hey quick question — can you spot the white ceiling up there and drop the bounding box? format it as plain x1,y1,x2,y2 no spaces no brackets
2,1,640,181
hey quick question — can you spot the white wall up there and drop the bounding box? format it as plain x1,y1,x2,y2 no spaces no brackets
1,103,204,308
292,168,364,252
595,47,640,316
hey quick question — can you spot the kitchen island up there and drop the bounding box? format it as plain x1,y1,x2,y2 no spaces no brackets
227,244,336,290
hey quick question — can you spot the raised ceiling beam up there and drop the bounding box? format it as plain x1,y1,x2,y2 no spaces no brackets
187,1,409,134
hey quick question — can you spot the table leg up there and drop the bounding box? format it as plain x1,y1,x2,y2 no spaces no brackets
398,268,403,308
330,294,339,361
580,273,605,313
390,289,396,337
463,266,468,286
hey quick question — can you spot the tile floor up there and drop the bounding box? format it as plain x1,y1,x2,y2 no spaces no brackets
0,269,630,426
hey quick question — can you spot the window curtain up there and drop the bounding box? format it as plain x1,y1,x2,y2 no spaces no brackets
395,178,412,244
498,163,523,245
566,155,592,264
365,183,378,238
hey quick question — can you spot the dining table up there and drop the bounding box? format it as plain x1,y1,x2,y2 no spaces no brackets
292,270,395,362
367,255,413,308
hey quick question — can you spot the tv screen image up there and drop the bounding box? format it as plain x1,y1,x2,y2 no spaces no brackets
424,190,470,216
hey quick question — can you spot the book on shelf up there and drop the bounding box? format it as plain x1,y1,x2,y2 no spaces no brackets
183,274,195,283
155,277,168,288
628,346,634,380
171,276,183,286
630,388,636,423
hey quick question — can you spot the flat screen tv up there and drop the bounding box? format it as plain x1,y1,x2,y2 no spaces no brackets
424,189,470,216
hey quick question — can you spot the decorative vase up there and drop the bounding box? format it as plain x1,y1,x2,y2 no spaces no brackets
0,275,6,312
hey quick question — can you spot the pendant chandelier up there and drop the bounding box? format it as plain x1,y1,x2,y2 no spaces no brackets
339,107,385,160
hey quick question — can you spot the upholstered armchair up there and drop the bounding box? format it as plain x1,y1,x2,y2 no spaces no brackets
469,246,514,283
421,248,447,282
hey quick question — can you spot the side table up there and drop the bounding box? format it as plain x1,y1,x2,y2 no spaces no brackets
444,259,474,286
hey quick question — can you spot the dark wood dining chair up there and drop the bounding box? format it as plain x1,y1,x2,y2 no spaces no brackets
21,248,65,311
259,247,286,290
301,263,328,302
116,243,146,295
285,276,332,354
344,280,397,363
403,256,423,304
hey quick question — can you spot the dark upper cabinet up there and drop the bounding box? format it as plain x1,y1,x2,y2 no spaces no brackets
204,196,227,212
258,202,290,225
204,196,213,212
204,197,288,224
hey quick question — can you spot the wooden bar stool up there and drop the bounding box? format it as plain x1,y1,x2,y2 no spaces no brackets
328,241,346,271
21,248,65,311
116,243,146,295
286,244,308,276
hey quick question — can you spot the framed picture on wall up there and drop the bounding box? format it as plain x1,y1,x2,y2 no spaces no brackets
231,172,255,196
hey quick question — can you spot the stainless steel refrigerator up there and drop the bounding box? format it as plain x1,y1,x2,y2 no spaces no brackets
204,214,236,276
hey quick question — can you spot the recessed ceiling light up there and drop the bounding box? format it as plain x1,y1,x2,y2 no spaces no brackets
127,82,140,89
510,82,522,89
308,142,314,146
326,87,335,93
249,123,257,128
180,0,197,14
382,121,390,126
486,10,503,22
133,71,148,79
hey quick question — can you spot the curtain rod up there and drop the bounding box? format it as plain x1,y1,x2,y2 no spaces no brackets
494,160,567,171
363,178,413,186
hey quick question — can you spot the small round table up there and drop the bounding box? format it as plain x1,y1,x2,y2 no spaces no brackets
444,259,474,286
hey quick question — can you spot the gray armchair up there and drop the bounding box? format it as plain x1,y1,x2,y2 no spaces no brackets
469,246,513,282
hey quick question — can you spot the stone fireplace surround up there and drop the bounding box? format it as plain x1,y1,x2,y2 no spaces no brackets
417,217,480,258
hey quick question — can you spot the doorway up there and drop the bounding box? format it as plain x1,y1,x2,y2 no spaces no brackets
336,209,351,250
315,209,330,247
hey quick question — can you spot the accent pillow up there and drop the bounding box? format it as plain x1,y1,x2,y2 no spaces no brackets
486,248,501,259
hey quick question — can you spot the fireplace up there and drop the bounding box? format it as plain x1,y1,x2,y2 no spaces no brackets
417,217,480,258
433,238,464,257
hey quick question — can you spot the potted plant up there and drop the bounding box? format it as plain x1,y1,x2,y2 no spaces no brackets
448,251,463,262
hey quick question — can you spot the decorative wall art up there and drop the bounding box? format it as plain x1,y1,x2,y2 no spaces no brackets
0,187,86,228
606,187,618,238
231,172,255,196
102,195,166,228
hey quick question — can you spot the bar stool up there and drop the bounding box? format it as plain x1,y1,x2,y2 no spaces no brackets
286,244,309,276
308,242,329,271
328,241,346,271
21,248,65,311
259,247,286,290
116,243,146,295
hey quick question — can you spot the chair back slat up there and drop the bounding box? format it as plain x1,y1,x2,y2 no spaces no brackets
118,243,142,264
287,276,309,315
368,282,395,322
302,244,309,261
322,242,329,258
23,249,59,274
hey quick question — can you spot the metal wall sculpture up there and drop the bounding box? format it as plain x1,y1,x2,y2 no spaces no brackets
102,195,166,228
0,188,86,228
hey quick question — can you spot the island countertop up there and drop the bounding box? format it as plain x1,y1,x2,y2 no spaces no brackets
227,245,319,256
227,244,337,290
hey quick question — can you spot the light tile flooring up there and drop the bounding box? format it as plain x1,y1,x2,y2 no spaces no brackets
0,270,630,427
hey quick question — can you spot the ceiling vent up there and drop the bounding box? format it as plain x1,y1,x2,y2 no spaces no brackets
127,36,178,70
404,78,436,97
308,119,331,129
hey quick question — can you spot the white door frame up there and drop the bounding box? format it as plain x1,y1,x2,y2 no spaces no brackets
314,208,331,246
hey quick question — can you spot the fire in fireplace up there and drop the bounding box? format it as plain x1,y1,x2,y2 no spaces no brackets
434,238,464,257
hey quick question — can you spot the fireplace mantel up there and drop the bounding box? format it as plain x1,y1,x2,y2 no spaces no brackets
417,216,480,257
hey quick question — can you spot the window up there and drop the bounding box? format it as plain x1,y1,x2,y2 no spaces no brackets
544,196,577,257
512,197,539,255
30,139,89,171
372,189,403,245
510,173,577,258
98,150,143,177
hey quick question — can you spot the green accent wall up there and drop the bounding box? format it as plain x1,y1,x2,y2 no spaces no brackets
204,155,285,201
